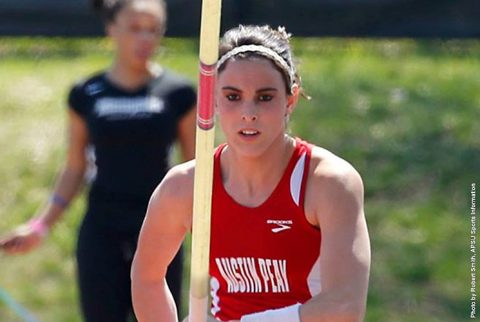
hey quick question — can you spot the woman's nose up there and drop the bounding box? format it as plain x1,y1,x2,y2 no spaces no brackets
241,102,258,121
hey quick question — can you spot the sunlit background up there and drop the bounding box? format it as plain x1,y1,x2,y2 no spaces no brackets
1,1,479,321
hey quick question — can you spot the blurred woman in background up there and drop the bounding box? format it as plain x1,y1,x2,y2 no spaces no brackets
0,0,196,321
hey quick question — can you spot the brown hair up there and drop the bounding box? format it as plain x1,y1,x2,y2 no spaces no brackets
218,25,302,95
90,0,167,27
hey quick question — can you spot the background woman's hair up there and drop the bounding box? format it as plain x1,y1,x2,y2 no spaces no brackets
218,25,301,94
90,0,167,26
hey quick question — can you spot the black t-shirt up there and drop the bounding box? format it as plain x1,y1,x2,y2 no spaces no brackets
68,69,196,232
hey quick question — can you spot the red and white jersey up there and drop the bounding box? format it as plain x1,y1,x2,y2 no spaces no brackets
209,138,322,321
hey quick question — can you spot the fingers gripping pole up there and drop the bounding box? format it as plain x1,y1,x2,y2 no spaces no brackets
189,1,221,322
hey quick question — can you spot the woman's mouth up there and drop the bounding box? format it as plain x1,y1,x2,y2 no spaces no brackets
239,129,260,137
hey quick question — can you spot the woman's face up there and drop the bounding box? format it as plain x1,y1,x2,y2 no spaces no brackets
216,57,297,158
108,1,165,69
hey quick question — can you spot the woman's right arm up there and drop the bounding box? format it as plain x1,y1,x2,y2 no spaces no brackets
0,109,88,254
132,163,194,322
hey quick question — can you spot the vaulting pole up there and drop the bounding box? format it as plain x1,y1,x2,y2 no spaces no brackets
189,1,222,321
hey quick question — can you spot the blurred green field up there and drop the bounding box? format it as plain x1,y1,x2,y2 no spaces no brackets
0,37,478,322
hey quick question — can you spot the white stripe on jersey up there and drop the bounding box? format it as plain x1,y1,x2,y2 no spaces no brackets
290,151,306,207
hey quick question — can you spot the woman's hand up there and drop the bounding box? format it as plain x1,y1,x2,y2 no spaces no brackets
0,222,45,254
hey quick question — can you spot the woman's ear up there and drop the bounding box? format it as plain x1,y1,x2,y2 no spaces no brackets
286,84,300,114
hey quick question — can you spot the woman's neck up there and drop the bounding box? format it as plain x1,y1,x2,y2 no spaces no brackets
107,60,161,91
221,135,296,207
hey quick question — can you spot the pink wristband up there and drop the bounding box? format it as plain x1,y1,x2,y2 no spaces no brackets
28,218,49,238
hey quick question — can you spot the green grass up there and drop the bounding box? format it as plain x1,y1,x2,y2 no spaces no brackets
0,37,478,321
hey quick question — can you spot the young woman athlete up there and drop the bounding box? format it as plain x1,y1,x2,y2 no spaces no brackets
0,0,196,321
131,24,371,322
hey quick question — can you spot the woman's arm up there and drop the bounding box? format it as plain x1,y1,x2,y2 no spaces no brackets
300,153,371,322
0,109,88,253
177,106,196,161
132,162,194,322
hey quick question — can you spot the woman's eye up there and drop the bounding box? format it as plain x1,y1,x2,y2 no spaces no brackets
128,24,142,33
259,95,273,102
226,94,240,101
150,27,161,35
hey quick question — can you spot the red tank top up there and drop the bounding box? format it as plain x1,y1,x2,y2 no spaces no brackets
209,138,321,320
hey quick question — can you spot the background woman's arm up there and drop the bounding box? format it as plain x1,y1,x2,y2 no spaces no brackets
0,109,88,253
177,106,196,161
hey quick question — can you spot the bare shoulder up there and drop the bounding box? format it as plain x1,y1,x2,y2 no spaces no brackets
148,159,196,229
310,146,363,190
305,146,364,226
152,159,196,201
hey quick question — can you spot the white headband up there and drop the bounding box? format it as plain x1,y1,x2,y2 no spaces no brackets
217,44,295,88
